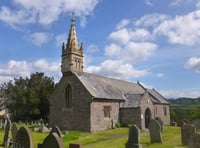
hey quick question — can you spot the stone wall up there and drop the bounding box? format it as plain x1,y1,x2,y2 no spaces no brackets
120,107,141,128
154,104,170,125
90,101,120,132
49,73,91,131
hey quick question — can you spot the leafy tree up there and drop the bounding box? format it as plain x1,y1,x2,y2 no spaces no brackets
0,72,55,122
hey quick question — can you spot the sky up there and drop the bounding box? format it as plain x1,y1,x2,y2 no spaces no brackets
0,0,200,98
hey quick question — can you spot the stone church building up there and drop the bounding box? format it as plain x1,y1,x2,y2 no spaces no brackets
49,17,170,132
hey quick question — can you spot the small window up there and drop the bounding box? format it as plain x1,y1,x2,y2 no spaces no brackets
65,85,72,108
164,106,167,116
104,106,111,118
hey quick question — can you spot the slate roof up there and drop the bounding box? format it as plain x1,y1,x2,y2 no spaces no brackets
147,88,169,104
120,94,145,108
75,72,145,101
75,72,169,105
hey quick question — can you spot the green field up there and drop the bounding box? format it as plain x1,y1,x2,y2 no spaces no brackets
0,126,187,148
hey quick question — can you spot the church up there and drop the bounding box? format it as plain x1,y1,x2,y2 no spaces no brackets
49,17,170,132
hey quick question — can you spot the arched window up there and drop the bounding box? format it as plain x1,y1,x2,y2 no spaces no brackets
65,85,72,108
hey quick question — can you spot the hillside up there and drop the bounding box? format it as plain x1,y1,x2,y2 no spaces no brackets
167,97,200,121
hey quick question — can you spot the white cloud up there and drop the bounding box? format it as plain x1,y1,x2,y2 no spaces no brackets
134,13,169,27
55,34,67,47
105,43,121,57
0,60,30,83
87,44,99,53
85,60,149,80
156,73,165,78
0,0,101,28
145,0,156,6
185,57,200,73
116,19,130,30
160,89,200,98
32,59,60,72
0,59,61,84
109,28,131,45
154,10,200,46
0,6,36,29
27,32,53,46
197,1,200,8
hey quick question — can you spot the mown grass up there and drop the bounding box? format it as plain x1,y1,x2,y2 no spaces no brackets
0,126,187,148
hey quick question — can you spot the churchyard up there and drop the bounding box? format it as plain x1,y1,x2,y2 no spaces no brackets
0,119,196,148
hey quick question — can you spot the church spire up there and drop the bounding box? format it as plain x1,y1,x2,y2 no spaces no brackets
61,14,84,75
66,13,79,50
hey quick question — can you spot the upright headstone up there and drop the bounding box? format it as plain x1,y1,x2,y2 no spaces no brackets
155,117,163,132
38,133,64,148
11,123,19,144
126,125,141,148
0,119,3,129
148,119,162,143
3,119,12,147
14,126,34,148
51,126,62,138
177,121,185,127
181,124,195,146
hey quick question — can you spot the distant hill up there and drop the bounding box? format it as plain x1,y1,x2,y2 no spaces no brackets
167,97,200,104
167,97,200,121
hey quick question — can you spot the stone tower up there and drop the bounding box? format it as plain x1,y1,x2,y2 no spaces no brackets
61,16,83,75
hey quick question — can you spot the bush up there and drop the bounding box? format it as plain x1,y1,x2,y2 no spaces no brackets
115,121,121,128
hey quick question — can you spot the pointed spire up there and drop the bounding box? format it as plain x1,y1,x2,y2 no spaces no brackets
66,12,79,50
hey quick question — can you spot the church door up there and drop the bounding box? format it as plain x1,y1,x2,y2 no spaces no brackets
145,108,151,128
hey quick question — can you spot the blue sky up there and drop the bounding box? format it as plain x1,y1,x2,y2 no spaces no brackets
1,0,200,98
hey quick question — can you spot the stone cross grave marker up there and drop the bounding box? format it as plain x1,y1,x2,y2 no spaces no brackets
38,132,64,148
126,125,141,148
11,123,19,145
14,126,34,148
3,119,11,147
148,119,162,143
51,125,62,138
181,124,195,146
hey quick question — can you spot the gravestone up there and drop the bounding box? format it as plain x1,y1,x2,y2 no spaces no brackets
148,119,162,143
39,124,50,133
181,124,195,146
11,123,19,145
51,125,62,138
177,121,185,127
3,119,12,147
0,119,3,129
14,126,34,148
126,125,141,148
155,117,163,132
38,133,64,148
192,133,200,148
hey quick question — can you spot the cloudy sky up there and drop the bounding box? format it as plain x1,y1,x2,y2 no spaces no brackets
1,0,200,98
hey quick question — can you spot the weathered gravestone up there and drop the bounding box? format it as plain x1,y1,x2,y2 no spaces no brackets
14,126,34,148
38,124,50,133
38,133,64,148
3,119,11,148
11,123,19,145
177,120,185,127
181,124,195,146
51,125,62,138
126,125,141,148
155,117,163,132
148,119,162,143
192,133,200,148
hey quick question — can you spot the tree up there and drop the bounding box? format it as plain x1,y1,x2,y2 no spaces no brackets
0,72,55,122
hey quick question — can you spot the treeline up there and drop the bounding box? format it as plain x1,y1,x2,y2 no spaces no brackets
168,97,200,122
0,72,55,122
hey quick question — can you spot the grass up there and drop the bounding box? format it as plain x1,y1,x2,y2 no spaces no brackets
0,126,188,148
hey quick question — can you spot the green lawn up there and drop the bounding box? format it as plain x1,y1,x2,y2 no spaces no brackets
0,126,188,148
